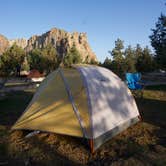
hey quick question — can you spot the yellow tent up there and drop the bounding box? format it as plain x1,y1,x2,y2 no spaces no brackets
12,65,140,152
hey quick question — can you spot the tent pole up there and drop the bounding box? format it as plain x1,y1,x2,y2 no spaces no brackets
89,139,94,154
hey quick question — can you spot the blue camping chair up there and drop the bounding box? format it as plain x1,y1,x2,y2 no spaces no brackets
125,73,143,90
126,73,145,98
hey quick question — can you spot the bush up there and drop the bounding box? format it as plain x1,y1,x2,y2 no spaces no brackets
28,45,59,74
63,45,82,67
0,43,25,76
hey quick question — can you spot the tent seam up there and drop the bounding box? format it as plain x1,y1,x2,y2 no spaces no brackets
76,66,94,139
59,68,87,138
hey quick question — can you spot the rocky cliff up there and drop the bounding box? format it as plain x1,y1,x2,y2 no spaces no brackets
26,28,97,61
9,38,27,49
0,34,9,55
0,28,97,61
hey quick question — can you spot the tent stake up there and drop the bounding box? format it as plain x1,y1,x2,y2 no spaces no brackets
25,130,40,138
89,139,94,154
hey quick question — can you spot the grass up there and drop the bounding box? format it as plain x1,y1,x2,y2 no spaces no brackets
0,86,166,165
5,82,30,87
145,84,166,91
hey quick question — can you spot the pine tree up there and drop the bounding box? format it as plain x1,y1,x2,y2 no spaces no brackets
135,44,143,59
103,57,112,69
110,38,124,62
136,46,154,72
108,38,127,77
150,13,166,69
124,45,136,72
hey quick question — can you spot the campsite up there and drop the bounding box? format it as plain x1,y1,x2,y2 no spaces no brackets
0,69,166,165
0,1,166,165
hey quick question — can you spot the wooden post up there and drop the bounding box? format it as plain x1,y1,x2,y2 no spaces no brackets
89,139,94,154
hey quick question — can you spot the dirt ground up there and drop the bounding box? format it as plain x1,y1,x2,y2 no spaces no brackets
0,86,166,166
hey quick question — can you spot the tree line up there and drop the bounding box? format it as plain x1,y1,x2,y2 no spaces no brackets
102,13,166,78
0,43,96,76
0,40,99,76
102,39,155,78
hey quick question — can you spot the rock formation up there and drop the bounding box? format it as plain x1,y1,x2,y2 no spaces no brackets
26,28,97,62
0,28,97,62
9,38,27,49
0,34,9,55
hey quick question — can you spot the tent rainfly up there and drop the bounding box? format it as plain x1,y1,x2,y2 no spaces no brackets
12,65,140,152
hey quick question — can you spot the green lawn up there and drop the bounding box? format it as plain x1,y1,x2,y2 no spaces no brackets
0,86,166,166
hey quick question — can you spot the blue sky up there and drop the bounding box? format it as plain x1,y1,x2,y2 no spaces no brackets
0,0,165,62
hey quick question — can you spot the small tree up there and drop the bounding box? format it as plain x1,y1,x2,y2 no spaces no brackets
42,44,59,73
108,38,126,77
84,55,90,64
0,43,25,76
136,46,154,72
103,57,112,69
124,45,136,72
63,45,82,67
90,59,98,65
109,38,124,62
135,44,143,59
28,45,59,74
28,49,45,73
21,57,30,72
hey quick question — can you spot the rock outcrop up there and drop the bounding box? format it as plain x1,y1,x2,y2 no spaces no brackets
0,28,97,61
26,28,97,61
9,38,27,49
0,34,9,55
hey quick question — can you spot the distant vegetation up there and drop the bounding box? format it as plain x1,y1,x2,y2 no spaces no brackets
28,44,59,74
102,39,155,78
63,45,82,67
0,42,97,77
0,43,25,76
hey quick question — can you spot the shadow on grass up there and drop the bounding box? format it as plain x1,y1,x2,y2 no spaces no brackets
136,97,166,151
0,91,33,126
136,97,166,128
7,130,90,166
145,85,166,91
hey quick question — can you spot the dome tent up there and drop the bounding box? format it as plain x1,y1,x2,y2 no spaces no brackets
12,65,140,152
